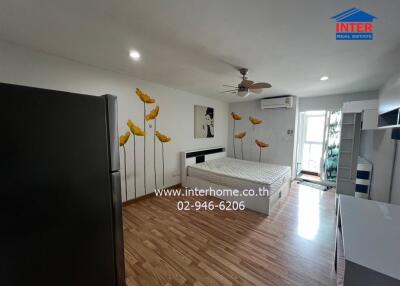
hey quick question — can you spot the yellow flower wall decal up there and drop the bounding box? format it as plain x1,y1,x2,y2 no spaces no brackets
119,130,131,201
119,131,131,146
255,139,269,148
127,120,145,136
231,112,242,159
255,139,269,162
145,104,161,189
144,105,160,189
231,112,242,120
234,131,247,160
127,119,146,199
155,130,171,186
234,132,247,139
249,117,263,162
136,88,155,104
145,105,160,121
155,131,171,143
249,116,263,125
136,87,155,194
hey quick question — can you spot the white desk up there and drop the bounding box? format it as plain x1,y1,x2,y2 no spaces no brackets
335,195,400,285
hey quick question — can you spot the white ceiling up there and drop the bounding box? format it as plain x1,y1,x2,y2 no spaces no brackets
1,0,400,102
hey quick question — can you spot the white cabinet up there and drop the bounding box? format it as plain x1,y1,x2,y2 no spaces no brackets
379,73,400,114
342,100,379,130
342,100,378,113
335,195,400,285
361,109,378,130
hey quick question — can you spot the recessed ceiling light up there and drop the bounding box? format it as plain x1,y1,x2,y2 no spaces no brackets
129,50,141,61
320,76,329,81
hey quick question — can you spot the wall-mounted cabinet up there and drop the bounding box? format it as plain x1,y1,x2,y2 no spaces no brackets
342,100,379,130
378,108,400,128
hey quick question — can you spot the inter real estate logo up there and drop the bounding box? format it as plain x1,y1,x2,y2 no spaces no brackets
331,8,376,40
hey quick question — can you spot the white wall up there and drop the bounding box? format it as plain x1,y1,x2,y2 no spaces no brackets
379,73,400,114
228,98,298,173
0,41,229,201
299,91,378,112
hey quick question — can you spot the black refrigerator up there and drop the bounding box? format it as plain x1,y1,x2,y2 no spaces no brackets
0,83,125,286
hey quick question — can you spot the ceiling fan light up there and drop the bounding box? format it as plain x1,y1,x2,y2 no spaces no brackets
237,90,250,98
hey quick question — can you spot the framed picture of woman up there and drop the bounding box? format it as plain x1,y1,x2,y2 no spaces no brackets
194,105,214,138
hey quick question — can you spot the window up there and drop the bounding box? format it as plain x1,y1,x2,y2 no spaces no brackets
300,111,326,174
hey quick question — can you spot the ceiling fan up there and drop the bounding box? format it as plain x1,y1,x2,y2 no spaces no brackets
221,68,271,98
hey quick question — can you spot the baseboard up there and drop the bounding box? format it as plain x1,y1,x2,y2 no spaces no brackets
122,183,182,207
122,192,155,207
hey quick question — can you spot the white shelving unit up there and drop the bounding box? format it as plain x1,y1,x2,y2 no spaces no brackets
336,113,362,197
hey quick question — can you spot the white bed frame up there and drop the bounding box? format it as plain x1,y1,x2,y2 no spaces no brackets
180,147,291,215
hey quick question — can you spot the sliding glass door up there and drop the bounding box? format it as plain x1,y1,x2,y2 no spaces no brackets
296,110,342,185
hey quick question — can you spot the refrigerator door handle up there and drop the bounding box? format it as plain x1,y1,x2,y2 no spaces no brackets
111,171,126,286
105,94,120,172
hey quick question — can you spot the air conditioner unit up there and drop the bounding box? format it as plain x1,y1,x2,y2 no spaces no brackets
261,96,293,109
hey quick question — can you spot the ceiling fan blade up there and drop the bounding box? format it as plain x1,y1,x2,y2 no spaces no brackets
250,88,263,94
223,84,237,88
220,89,238,93
241,79,254,88
250,82,272,89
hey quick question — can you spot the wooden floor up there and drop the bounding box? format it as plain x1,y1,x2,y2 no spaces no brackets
123,182,337,286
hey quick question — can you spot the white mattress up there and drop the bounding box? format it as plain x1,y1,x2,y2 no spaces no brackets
187,157,291,195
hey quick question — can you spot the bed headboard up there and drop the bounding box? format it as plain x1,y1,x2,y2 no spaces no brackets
180,147,226,186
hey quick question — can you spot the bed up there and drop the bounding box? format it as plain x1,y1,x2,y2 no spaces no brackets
181,147,292,215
